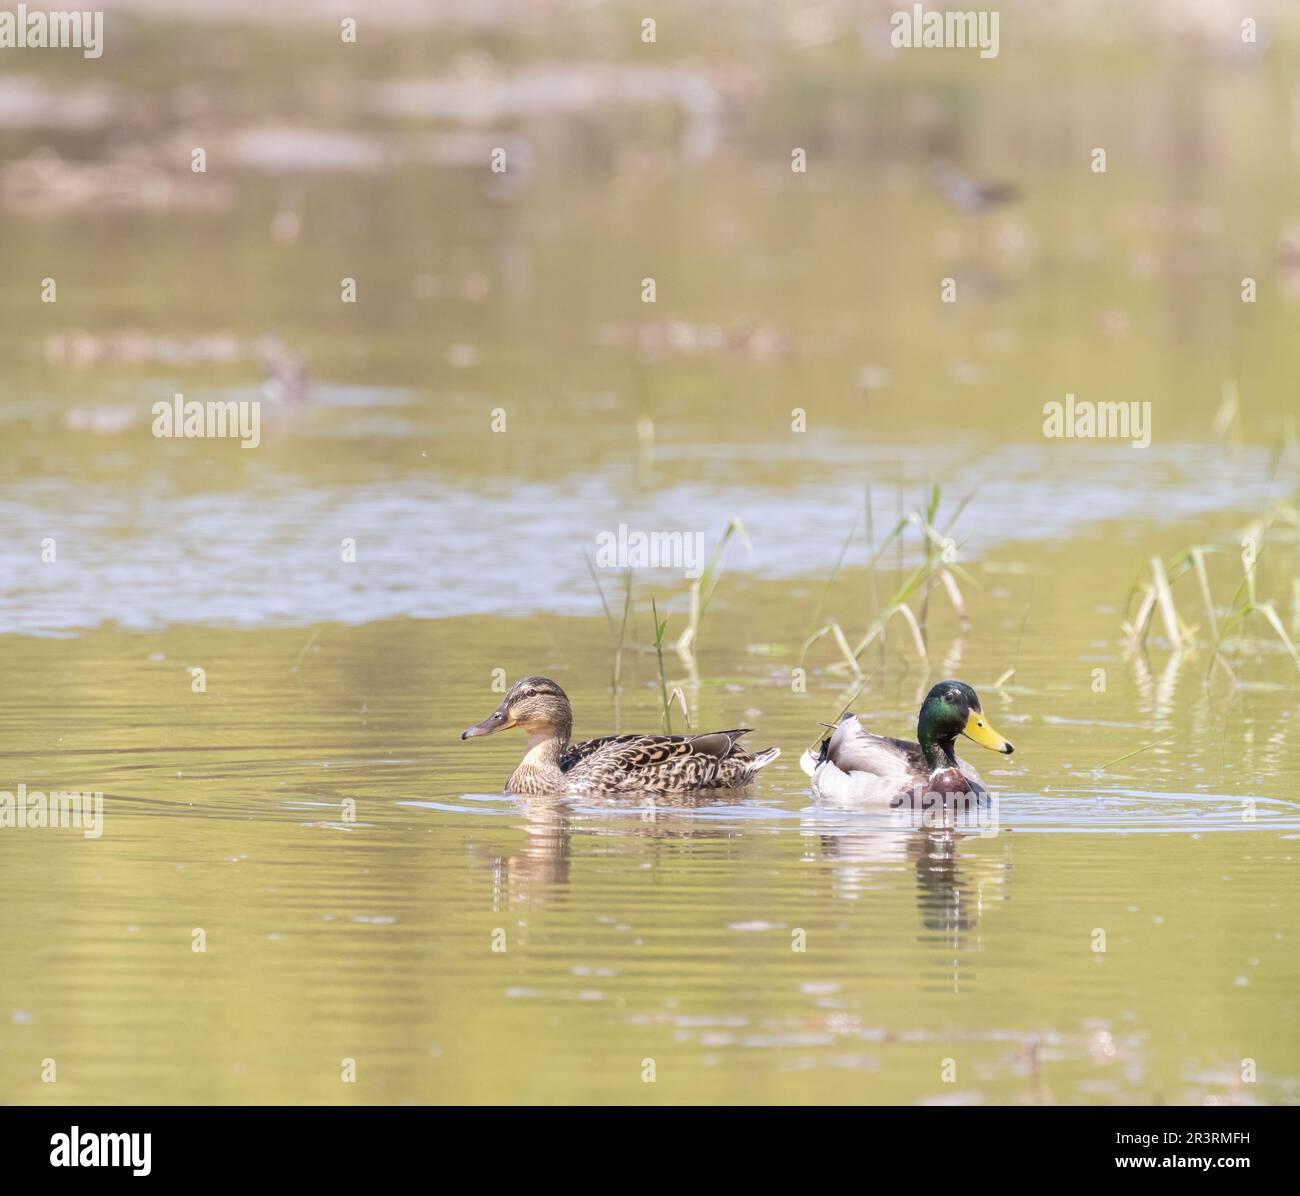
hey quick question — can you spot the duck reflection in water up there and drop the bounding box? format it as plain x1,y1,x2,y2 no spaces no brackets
812,794,1011,947
476,790,743,910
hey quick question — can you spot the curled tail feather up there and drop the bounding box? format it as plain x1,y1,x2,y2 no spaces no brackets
800,725,837,777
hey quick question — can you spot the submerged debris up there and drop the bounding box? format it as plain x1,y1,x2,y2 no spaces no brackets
593,318,792,363
1,148,234,217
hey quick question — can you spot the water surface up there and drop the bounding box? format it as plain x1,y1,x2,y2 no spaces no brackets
1,1,1298,1105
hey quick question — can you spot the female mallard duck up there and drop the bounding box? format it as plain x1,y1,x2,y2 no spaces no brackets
800,680,1014,805
461,676,780,795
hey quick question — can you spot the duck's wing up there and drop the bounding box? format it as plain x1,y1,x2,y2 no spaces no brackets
712,734,781,786
560,733,641,771
564,729,770,792
824,715,925,774
803,714,924,805
953,753,985,789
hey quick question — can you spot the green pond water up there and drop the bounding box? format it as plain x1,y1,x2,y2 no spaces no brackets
0,2,1298,1105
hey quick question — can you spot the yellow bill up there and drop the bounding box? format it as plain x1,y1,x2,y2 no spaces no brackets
962,710,1014,754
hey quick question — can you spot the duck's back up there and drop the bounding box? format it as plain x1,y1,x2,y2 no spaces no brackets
807,728,918,806
562,729,775,793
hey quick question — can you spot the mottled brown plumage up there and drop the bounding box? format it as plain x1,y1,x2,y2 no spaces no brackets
461,676,779,795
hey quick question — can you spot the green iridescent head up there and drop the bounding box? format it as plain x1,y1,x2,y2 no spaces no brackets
917,680,1014,771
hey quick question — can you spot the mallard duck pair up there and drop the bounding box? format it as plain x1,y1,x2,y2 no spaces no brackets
462,677,1014,801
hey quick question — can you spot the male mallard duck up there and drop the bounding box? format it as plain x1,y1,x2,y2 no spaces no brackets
461,676,780,796
800,680,1014,805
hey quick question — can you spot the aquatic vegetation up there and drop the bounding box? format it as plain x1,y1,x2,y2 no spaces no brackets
584,518,750,704
1211,381,1243,455
1123,500,1300,680
584,555,634,689
804,485,977,677
676,517,751,658
1094,734,1178,776
651,597,674,732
